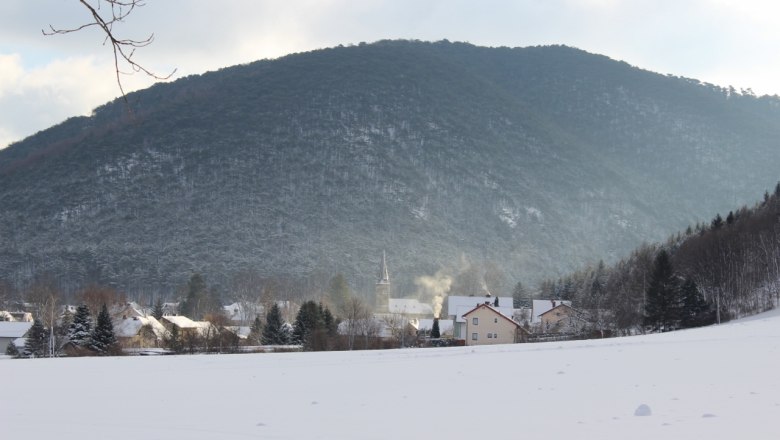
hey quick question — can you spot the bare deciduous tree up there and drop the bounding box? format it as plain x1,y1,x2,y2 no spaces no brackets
43,0,175,101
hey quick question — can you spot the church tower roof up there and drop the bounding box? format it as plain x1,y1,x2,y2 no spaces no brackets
377,250,390,285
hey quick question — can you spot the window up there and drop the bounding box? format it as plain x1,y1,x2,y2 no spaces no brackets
494,333,498,338
472,332,478,341
472,317,479,325
494,318,498,323
487,333,492,338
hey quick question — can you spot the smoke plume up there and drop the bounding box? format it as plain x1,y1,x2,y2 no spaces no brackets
415,270,452,318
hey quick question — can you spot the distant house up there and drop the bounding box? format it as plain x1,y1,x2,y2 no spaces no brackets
0,321,34,352
112,302,147,320
531,299,572,324
115,316,169,348
538,303,588,334
160,315,214,337
462,303,528,345
447,295,514,340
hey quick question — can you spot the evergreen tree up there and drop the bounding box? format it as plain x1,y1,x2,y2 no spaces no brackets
493,296,499,307
292,300,335,350
152,297,164,320
5,339,19,357
179,273,208,319
644,250,682,331
68,304,93,347
165,325,183,353
248,316,263,345
91,304,118,354
431,318,441,338
512,281,528,308
711,213,724,229
320,303,337,337
262,303,288,345
680,277,711,328
24,319,49,358
292,301,321,345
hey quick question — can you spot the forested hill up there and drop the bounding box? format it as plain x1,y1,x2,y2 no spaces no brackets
1,40,780,300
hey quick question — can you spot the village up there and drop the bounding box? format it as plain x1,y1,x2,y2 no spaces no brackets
1,253,596,357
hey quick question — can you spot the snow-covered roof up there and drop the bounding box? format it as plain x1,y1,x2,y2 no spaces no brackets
0,321,34,338
388,298,433,316
532,300,572,323
115,316,168,339
447,296,514,323
161,315,211,330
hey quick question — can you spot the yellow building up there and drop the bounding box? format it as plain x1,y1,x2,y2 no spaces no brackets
462,303,526,345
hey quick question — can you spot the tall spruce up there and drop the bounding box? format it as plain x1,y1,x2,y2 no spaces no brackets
431,318,441,338
91,303,118,354
644,250,682,331
68,304,93,347
24,319,49,358
680,277,711,328
262,303,287,345
152,297,164,320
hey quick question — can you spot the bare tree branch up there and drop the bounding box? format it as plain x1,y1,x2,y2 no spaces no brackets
43,0,176,102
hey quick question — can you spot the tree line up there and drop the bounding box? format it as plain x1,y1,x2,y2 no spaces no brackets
535,182,780,335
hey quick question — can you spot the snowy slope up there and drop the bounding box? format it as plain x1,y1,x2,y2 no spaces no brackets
2,309,780,439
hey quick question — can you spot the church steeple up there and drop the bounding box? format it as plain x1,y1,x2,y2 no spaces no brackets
378,250,390,285
375,250,391,313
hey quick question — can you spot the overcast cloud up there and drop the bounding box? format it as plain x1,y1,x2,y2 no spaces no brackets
2,0,780,149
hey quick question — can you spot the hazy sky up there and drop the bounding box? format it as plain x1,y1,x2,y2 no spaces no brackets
2,0,779,149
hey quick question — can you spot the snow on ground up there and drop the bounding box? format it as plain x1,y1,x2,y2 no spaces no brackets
2,309,780,439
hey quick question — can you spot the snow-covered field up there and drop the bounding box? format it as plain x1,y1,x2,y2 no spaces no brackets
3,310,780,439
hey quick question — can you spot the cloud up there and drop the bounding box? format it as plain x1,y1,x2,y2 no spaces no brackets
4,0,780,148
0,52,120,148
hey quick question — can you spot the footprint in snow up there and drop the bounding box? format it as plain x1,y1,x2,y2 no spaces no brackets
702,413,717,418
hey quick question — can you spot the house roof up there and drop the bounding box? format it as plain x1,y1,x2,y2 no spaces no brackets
447,296,514,323
115,316,168,339
161,315,210,329
0,321,34,338
462,303,521,329
539,303,580,317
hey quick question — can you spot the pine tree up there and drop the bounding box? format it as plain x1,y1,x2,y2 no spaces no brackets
292,301,320,345
292,300,335,350
320,303,337,337
680,277,711,328
152,297,164,320
91,304,118,355
431,318,441,339
248,316,263,345
644,250,682,331
68,304,93,347
493,296,499,307
5,339,20,357
512,281,527,308
262,303,287,345
24,319,49,358
165,325,183,353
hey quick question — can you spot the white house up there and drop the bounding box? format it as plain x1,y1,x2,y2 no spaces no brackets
0,321,33,352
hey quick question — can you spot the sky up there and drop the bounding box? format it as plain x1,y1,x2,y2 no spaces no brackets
2,0,780,149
